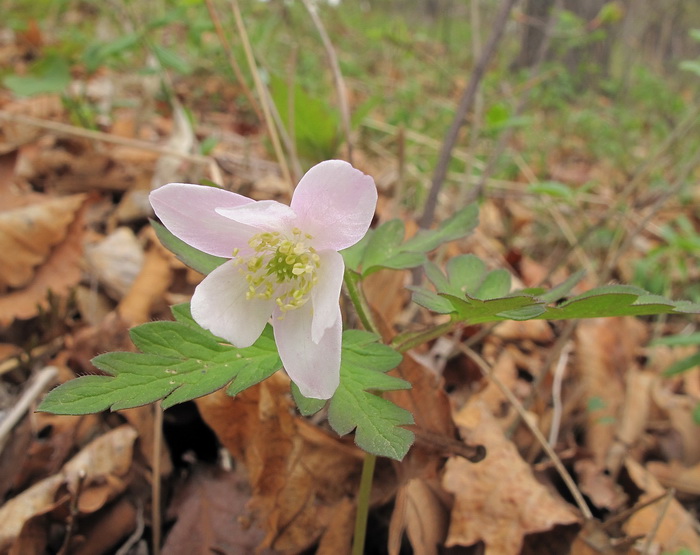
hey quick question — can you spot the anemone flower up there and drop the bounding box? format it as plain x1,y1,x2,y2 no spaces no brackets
150,160,377,399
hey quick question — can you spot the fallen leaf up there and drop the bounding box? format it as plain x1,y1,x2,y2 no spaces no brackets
0,194,87,325
117,235,172,324
0,194,85,291
443,400,579,553
0,425,138,551
623,458,700,552
163,466,268,554
574,318,646,467
389,477,449,555
196,376,362,553
84,227,145,301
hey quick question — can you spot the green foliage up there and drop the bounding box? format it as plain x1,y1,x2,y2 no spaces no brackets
3,54,71,97
151,220,226,275
652,332,700,377
37,304,282,414
293,330,413,460
270,73,340,163
342,204,479,277
633,216,700,303
413,255,700,325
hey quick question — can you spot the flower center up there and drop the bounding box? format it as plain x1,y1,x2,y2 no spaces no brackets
233,227,320,312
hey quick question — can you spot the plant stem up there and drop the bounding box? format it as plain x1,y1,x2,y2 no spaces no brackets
342,269,381,553
352,452,377,555
344,269,380,336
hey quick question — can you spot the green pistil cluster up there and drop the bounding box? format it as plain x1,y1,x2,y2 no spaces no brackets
234,228,320,312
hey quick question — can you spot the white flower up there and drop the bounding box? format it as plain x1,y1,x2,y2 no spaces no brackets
150,160,377,399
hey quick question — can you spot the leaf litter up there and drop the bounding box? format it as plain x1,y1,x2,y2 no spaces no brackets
1,7,700,555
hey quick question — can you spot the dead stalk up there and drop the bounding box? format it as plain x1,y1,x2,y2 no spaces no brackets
204,0,263,121
301,0,354,164
230,0,294,192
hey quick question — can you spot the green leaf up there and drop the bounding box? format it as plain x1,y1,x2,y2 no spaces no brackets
3,55,71,97
356,205,478,277
362,220,426,276
270,74,339,162
38,304,281,414
527,180,575,201
663,353,700,377
474,269,511,300
652,332,700,347
152,44,192,74
419,255,700,324
291,382,327,416
402,205,479,254
326,330,414,460
151,220,226,275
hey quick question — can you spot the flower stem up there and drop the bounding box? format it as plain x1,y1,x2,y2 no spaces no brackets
352,452,376,555
343,269,380,336
343,269,380,553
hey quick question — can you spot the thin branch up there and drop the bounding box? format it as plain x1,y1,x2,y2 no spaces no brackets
301,0,354,164
0,111,223,184
204,0,263,121
230,0,294,192
0,366,58,452
419,0,520,229
467,0,562,204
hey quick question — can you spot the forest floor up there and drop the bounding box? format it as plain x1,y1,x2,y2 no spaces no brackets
1,3,700,554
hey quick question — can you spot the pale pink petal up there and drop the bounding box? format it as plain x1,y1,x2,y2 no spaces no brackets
150,183,256,257
311,250,344,343
215,200,297,233
191,260,274,348
291,160,377,251
273,302,341,399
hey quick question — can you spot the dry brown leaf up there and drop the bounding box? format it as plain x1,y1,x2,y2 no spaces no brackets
623,458,700,552
574,317,647,466
389,478,449,555
0,194,87,325
0,425,138,551
71,498,137,555
605,368,655,476
163,466,269,555
0,194,85,291
652,384,700,466
364,268,409,328
316,497,355,555
196,376,362,553
119,405,173,478
117,237,172,324
84,227,144,301
443,400,579,553
646,460,700,496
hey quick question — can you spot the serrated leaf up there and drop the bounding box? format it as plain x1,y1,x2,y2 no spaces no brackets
152,220,226,275
362,220,414,275
442,285,700,324
474,269,511,299
291,382,327,416
446,254,487,295
354,206,478,277
402,205,479,253
38,305,281,414
326,330,414,460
